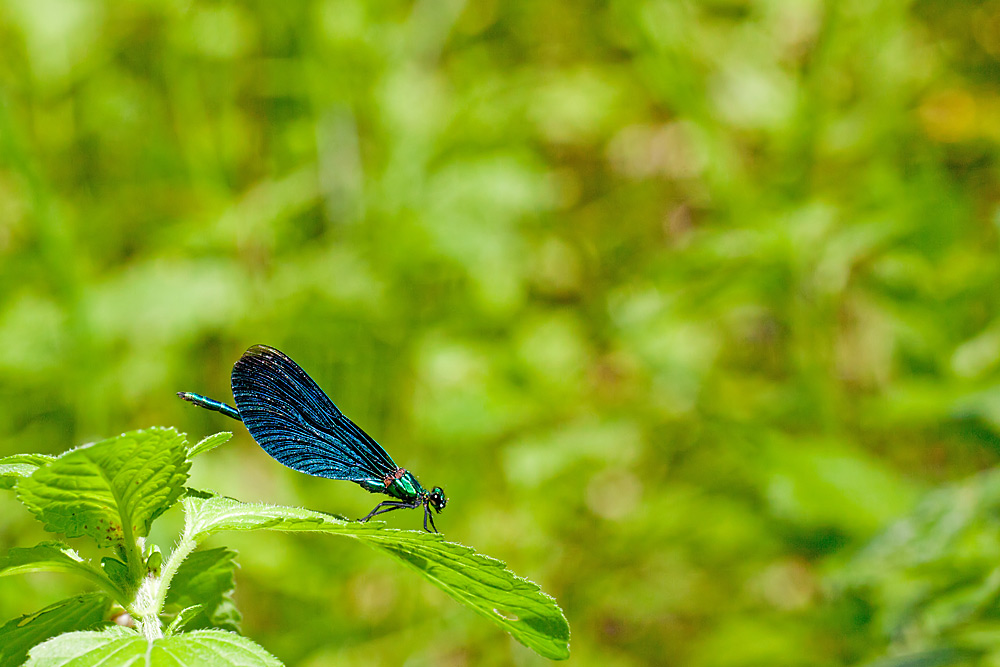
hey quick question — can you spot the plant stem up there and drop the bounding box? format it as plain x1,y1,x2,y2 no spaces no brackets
132,530,197,641
137,609,163,642
125,535,145,592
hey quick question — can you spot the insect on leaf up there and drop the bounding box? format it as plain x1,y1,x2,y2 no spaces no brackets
181,494,570,659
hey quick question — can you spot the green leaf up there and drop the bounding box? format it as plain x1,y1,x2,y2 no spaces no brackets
167,547,242,632
26,627,282,666
361,530,571,660
863,647,981,667
145,546,163,572
16,427,191,547
183,494,350,540
166,605,204,635
0,593,111,667
100,557,130,592
189,432,232,458
201,598,241,636
163,629,282,665
25,626,138,665
0,454,55,490
182,495,571,659
0,542,122,598
837,470,1000,654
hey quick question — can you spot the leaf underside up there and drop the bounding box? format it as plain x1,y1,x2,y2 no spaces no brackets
0,542,120,598
0,542,91,579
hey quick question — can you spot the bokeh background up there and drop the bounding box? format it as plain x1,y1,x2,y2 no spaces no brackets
1,0,999,665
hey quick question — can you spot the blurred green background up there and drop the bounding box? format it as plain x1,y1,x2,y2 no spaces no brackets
1,0,999,665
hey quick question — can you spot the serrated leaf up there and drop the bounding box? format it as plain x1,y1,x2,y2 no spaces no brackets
167,547,242,632
25,626,138,665
26,627,282,666
0,454,55,490
189,432,233,458
163,629,281,665
182,495,571,659
16,427,191,547
0,542,121,598
0,593,111,667
361,531,571,660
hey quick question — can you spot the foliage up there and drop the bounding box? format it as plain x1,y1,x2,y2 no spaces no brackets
0,0,998,664
837,469,1000,666
25,627,282,667
0,594,110,667
0,428,569,664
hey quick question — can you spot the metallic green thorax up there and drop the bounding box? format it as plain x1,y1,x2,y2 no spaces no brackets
358,470,425,502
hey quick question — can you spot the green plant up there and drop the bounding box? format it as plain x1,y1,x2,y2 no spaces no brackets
0,427,570,665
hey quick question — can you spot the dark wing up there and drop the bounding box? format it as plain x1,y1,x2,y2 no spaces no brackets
230,345,397,482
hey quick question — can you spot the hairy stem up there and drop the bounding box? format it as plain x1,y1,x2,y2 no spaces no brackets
131,530,197,641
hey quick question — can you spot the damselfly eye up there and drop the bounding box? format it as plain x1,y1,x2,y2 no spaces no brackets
430,487,447,512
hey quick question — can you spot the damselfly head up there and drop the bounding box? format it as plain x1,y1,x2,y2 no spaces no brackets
428,486,447,513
